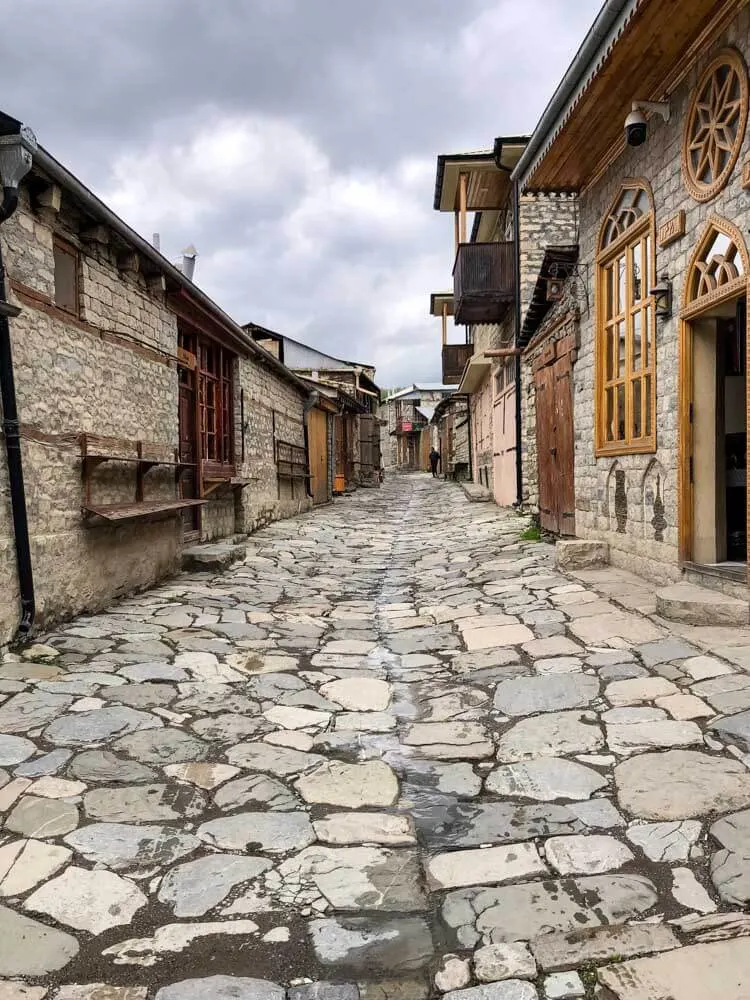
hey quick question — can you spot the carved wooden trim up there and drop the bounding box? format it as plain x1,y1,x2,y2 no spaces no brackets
596,178,655,256
682,47,749,203
681,214,750,316
657,210,686,248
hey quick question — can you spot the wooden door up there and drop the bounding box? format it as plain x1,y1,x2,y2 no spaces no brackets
553,354,576,535
308,407,329,505
178,360,200,534
535,346,575,535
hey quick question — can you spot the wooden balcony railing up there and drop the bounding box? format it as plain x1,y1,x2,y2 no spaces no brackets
453,241,515,325
442,343,474,384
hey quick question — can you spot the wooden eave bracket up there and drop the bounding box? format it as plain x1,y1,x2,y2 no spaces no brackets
116,251,141,275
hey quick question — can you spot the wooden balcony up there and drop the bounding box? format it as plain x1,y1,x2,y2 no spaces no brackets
453,241,515,325
442,343,474,384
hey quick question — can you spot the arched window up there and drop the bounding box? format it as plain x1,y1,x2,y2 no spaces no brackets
683,217,748,316
596,182,656,454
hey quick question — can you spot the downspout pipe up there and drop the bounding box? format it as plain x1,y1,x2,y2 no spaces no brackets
511,0,633,189
302,391,319,499
0,185,35,636
513,179,523,508
461,393,474,484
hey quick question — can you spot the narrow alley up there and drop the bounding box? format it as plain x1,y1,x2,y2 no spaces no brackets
2,475,750,999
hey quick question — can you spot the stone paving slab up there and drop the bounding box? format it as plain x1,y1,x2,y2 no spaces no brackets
2,475,750,996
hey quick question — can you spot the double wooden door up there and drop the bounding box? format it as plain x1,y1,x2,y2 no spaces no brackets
535,341,575,536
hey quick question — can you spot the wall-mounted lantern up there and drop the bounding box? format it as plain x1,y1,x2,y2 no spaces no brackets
649,274,673,319
545,277,565,302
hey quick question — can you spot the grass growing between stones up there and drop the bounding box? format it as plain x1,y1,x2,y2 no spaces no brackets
520,525,542,542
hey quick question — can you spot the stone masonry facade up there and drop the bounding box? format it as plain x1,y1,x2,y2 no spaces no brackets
0,169,312,645
0,186,181,644
572,8,750,583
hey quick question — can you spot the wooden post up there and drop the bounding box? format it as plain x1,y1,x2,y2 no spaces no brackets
458,172,468,245
454,211,460,253
441,303,448,346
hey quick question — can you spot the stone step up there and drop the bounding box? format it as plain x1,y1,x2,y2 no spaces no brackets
656,582,750,626
460,482,492,502
181,541,247,573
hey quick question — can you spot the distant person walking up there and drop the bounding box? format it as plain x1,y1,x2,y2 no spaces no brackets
429,447,441,478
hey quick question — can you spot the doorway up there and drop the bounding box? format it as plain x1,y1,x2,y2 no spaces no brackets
535,340,576,536
686,296,747,569
308,407,330,505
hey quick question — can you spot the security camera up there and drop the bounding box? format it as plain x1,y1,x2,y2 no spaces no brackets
624,100,670,147
625,108,648,147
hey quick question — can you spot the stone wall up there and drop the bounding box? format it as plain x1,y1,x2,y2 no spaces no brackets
234,361,312,535
0,188,181,643
572,9,750,581
519,194,579,319
0,182,314,644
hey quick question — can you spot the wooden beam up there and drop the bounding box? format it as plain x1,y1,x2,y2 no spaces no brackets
454,211,460,253
459,172,468,244
485,348,520,357
117,251,140,275
80,224,110,245
441,304,448,346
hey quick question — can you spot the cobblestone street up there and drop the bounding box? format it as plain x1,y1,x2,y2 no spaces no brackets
3,474,750,999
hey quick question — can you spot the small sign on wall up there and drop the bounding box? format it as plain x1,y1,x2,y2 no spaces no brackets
657,210,686,248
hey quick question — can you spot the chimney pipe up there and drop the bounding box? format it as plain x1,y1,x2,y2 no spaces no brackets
181,244,198,282
152,232,160,252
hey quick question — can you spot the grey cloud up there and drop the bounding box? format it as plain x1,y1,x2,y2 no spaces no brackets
5,0,602,387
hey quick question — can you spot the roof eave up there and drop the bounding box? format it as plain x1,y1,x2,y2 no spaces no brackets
32,145,311,398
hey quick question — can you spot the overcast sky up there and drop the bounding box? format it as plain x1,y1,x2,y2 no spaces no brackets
5,0,601,387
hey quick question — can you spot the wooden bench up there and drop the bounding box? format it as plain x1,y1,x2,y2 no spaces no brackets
79,432,205,524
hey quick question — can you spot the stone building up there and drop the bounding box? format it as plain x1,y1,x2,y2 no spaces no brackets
379,384,454,471
430,393,470,481
245,326,382,490
0,126,314,644
514,0,750,599
430,143,577,506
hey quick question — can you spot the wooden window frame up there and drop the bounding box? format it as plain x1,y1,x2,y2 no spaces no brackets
179,328,236,482
53,237,80,317
595,184,657,457
197,340,235,475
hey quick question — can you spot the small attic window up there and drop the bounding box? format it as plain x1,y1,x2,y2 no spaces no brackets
53,238,79,316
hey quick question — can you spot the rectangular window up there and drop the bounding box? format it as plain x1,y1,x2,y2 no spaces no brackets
179,328,235,472
53,239,79,315
198,340,234,467
598,229,655,453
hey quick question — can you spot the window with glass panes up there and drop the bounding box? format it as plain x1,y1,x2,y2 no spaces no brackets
197,340,234,468
597,185,656,454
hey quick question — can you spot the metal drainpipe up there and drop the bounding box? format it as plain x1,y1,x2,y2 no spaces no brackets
0,187,35,635
513,178,523,507
463,393,474,484
302,391,319,499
